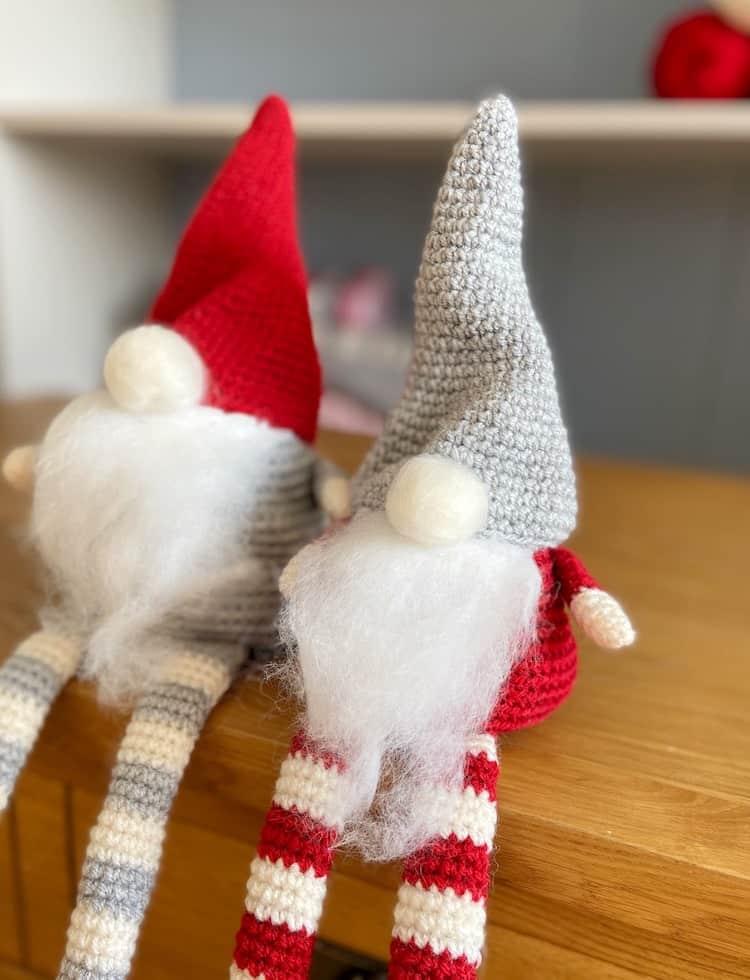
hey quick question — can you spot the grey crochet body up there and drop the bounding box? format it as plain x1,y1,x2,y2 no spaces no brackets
50,437,327,980
38,424,325,655
39,429,327,980
353,96,576,549
166,432,325,649
246,433,326,567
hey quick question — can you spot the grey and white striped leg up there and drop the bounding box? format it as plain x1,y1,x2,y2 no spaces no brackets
58,641,244,980
0,631,81,810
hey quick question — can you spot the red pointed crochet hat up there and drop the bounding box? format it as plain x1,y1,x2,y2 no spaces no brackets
149,95,321,443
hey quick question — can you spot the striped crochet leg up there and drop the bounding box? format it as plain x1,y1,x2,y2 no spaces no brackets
58,641,243,980
389,734,499,979
0,631,81,811
232,733,348,980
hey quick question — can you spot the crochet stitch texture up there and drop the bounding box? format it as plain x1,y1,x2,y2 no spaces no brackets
489,547,596,732
0,94,331,980
227,93,633,980
353,96,577,549
151,95,321,444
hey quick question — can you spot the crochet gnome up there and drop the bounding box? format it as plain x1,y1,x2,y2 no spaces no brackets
0,95,347,980
230,96,634,980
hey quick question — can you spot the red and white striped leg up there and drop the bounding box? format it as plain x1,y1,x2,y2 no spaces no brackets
389,734,499,979
231,732,347,980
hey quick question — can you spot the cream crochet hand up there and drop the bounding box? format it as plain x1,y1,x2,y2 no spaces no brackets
570,588,635,650
3,444,39,493
278,544,316,599
317,474,351,520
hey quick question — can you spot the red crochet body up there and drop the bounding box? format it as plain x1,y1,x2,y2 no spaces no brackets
488,546,597,733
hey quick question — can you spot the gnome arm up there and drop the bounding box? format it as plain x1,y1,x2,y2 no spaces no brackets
2,444,39,493
314,457,352,520
553,547,635,650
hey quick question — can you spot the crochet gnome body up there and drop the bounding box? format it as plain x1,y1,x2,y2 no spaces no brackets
0,96,347,980
231,96,634,980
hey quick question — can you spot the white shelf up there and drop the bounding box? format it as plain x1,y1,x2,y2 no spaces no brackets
2,101,750,158
1,96,748,397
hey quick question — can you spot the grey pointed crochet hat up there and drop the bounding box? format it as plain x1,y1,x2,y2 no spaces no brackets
352,95,577,549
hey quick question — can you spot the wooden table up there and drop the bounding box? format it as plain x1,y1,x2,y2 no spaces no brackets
0,400,748,980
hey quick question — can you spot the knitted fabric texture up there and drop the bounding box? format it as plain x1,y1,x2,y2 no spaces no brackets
224,94,633,980
232,733,343,980
353,95,576,549
489,547,598,732
47,420,327,980
0,632,80,810
230,733,500,980
161,434,326,650
49,385,326,974
59,642,244,980
0,93,332,980
389,734,499,979
34,413,326,669
150,95,321,444
227,547,603,979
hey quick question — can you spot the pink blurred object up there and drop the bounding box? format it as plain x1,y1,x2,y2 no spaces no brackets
334,267,395,331
308,272,339,326
319,388,384,436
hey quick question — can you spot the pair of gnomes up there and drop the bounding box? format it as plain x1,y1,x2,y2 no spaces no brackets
230,96,634,980
0,96,349,980
0,92,634,980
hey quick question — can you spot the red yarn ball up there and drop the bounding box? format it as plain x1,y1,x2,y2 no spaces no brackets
652,11,750,98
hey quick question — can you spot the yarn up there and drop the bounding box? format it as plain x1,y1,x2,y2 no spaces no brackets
278,510,540,861
384,455,490,546
0,92,334,980
653,12,750,99
59,642,243,980
30,390,317,703
353,95,577,549
313,459,352,521
103,325,206,414
233,735,342,980
489,548,579,732
150,96,321,443
0,632,80,809
571,588,636,649
2,444,38,493
228,93,635,980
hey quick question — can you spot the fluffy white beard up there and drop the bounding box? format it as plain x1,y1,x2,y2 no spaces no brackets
280,510,541,861
31,391,284,703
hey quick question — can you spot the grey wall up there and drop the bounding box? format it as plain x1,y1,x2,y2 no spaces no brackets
174,0,686,101
172,1,749,472
525,159,750,471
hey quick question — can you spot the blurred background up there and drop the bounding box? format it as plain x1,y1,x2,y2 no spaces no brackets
0,0,748,468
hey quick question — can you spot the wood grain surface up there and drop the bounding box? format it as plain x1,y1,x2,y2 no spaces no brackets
0,399,748,979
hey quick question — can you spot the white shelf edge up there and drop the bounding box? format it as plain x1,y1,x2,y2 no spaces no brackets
2,101,750,150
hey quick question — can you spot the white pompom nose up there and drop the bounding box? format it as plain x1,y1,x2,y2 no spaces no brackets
104,325,206,414
385,454,489,547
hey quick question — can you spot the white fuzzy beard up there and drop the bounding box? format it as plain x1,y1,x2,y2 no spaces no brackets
31,391,285,704
279,510,541,861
